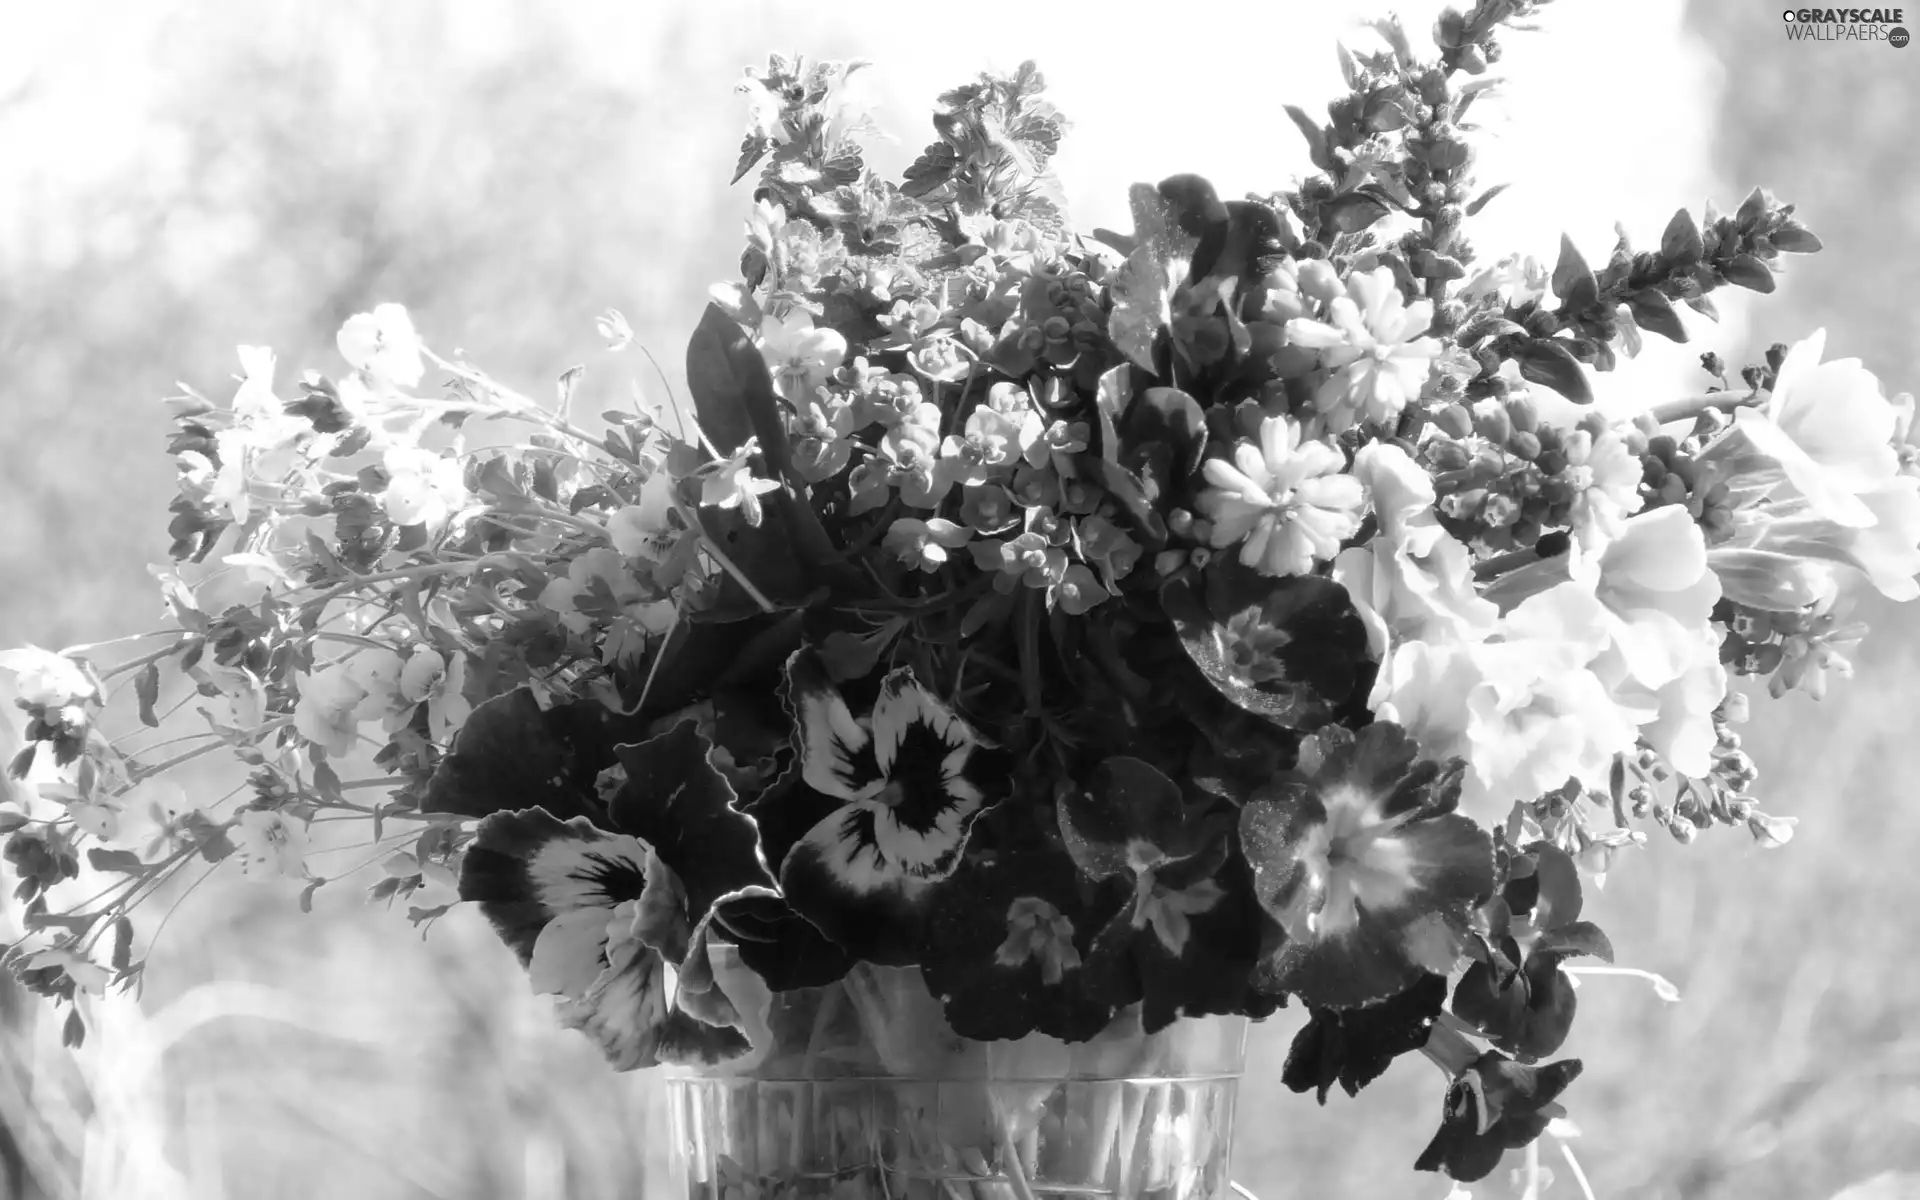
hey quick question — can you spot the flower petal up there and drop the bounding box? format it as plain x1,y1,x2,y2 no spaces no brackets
459,807,654,968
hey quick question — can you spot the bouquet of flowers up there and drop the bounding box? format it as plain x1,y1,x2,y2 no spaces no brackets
5,0,1913,1193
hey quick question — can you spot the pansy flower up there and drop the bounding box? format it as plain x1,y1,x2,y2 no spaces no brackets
919,844,1120,1043
455,718,775,1070
759,648,1001,966
1162,556,1371,731
1414,1051,1584,1183
1240,722,1495,1010
1057,756,1272,1030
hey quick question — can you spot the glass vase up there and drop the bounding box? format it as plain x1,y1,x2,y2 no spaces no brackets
665,954,1248,1200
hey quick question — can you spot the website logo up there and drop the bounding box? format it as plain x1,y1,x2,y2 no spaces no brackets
1782,7,1910,44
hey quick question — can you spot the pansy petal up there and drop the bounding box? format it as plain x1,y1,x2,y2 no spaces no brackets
554,919,671,1072
609,719,775,920
780,803,941,966
708,886,856,992
785,648,882,800
424,689,628,823
459,807,653,968
1164,560,1369,729
529,907,620,998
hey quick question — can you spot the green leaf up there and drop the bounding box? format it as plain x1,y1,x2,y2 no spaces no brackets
732,131,774,186
311,760,345,805
1626,290,1686,343
110,916,134,973
1769,222,1822,254
684,303,793,479
1516,339,1593,404
1550,234,1599,312
62,1008,85,1049
1722,253,1775,294
86,848,147,875
1660,207,1703,265
1282,105,1333,173
134,662,161,729
1325,192,1390,234
1535,920,1613,963
408,902,453,927
1464,183,1510,217
1685,293,1720,321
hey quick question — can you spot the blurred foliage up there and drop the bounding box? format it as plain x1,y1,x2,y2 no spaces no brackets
0,1,1917,1197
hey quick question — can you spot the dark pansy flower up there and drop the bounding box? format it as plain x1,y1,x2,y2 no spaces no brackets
1281,972,1449,1104
422,688,634,823
1414,1052,1584,1182
1241,722,1495,1010
1058,756,1267,1030
771,648,1001,966
1162,557,1369,731
1452,842,1613,1060
920,846,1120,1042
458,720,774,1071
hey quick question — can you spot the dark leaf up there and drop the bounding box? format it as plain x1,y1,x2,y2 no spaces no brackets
135,662,161,729
1551,234,1599,312
1464,183,1510,217
1325,192,1390,234
1660,207,1704,265
684,303,793,475
1722,253,1775,294
1627,289,1687,343
1282,104,1333,172
1535,919,1613,963
1516,339,1593,404
86,848,147,875
1769,222,1822,254
110,916,134,973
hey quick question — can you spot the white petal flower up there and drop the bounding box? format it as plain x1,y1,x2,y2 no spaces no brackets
1196,415,1364,577
337,303,425,391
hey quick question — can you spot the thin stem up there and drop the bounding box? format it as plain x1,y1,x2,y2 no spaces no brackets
1649,389,1764,427
99,641,189,684
1558,1140,1599,1200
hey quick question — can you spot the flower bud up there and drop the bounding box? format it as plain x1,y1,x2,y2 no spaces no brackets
1504,394,1539,434
1167,508,1195,538
1508,430,1542,461
1154,549,1188,577
1472,400,1512,444
1296,259,1345,304
1428,439,1473,472
1433,402,1475,439
1482,493,1521,528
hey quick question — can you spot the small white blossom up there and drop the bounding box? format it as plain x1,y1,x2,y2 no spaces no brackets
1196,415,1365,577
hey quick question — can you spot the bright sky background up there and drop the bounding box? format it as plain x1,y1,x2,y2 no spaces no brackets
0,0,1743,419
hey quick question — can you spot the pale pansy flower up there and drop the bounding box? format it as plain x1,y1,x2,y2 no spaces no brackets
381,445,468,530
1284,266,1442,430
0,647,98,709
1720,329,1900,527
1375,581,1636,825
760,309,849,401
1753,476,1920,602
337,303,426,391
1572,505,1722,690
398,646,473,742
1196,414,1365,578
1334,443,1498,658
291,663,368,758
232,809,310,881
607,470,679,561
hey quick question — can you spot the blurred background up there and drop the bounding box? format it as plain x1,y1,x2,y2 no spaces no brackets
1,0,1917,1196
